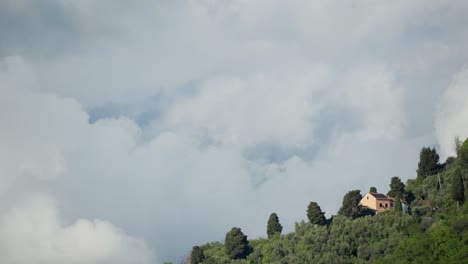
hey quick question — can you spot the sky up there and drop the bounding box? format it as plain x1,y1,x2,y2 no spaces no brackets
1,0,468,263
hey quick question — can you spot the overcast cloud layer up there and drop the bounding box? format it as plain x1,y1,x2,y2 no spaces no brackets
1,1,468,263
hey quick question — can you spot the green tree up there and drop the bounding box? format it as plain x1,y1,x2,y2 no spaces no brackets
370,186,377,193
190,246,205,264
225,227,250,259
455,136,463,157
387,176,405,197
460,138,468,163
338,190,374,219
307,202,326,225
416,147,440,181
394,193,402,214
267,213,283,238
451,168,465,206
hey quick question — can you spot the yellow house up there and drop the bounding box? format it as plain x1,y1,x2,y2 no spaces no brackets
359,192,392,213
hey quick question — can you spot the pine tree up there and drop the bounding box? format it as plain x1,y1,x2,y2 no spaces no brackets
451,168,465,207
416,147,440,182
190,246,205,264
267,213,283,238
307,202,326,225
225,227,250,259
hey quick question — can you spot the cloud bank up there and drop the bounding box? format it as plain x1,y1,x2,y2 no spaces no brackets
0,197,152,264
1,1,468,262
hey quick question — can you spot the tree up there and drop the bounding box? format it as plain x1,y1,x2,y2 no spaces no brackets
369,186,377,193
387,176,405,197
338,190,374,219
225,227,250,259
190,246,205,264
267,213,283,238
307,202,326,225
455,136,463,157
405,191,416,204
394,193,402,215
451,168,465,207
460,138,468,164
416,147,440,181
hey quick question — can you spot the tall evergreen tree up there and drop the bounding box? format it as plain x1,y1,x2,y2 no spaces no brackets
225,227,250,259
416,147,440,181
190,246,205,264
394,193,402,215
307,202,326,225
460,138,468,163
387,176,405,197
267,213,283,238
455,136,463,157
451,168,465,206
338,190,374,219
369,186,377,193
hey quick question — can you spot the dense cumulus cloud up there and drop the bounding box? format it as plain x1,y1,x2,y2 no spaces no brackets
1,1,468,263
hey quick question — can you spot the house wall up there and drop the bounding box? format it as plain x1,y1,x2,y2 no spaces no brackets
360,192,410,214
375,199,391,213
359,193,377,210
359,193,392,213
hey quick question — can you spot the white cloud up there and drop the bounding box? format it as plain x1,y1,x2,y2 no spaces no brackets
0,196,153,264
341,67,406,140
435,68,468,159
1,0,468,262
162,65,328,148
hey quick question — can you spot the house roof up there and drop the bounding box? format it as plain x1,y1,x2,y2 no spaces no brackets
369,192,392,200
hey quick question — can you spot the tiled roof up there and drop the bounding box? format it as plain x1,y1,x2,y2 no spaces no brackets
369,192,391,200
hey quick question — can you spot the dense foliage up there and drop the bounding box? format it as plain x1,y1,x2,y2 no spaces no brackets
394,193,402,214
338,190,374,219
224,227,250,260
461,139,468,163
267,213,283,239
187,141,468,264
306,202,326,225
416,147,440,182
190,246,205,264
452,168,465,206
387,176,405,197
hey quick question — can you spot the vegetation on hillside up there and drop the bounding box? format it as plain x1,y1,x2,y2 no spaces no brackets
186,138,468,264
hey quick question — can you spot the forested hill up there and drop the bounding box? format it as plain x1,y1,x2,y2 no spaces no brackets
182,137,468,264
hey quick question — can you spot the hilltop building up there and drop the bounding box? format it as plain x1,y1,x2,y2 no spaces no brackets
360,192,409,214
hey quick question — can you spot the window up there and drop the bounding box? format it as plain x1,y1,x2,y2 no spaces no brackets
367,196,369,200
385,203,388,208
379,203,383,208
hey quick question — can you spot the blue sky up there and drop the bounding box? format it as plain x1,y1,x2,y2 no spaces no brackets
1,1,468,263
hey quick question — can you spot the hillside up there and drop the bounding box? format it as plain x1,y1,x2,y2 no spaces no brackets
186,139,468,264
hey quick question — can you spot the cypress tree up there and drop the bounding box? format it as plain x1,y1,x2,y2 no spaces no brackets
338,190,373,219
416,147,440,182
394,193,402,215
455,136,463,157
460,138,468,163
225,227,250,259
451,168,465,207
267,213,283,238
387,176,405,197
307,202,326,225
190,246,205,264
